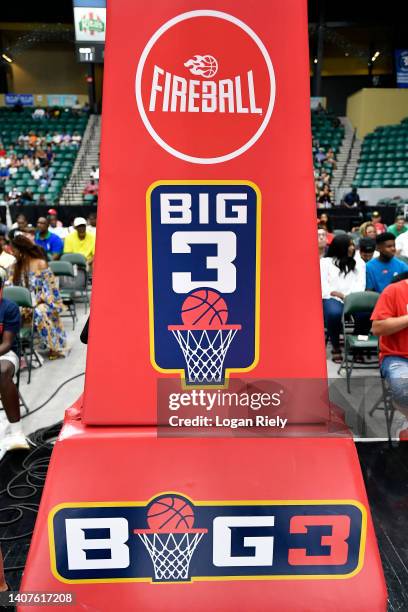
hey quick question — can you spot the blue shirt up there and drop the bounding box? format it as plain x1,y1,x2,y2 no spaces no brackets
366,257,408,293
0,298,20,354
35,231,63,255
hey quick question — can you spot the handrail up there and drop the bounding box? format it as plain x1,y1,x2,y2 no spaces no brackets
338,127,356,193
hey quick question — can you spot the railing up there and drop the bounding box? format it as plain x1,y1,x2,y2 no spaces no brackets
338,128,356,192
62,115,100,204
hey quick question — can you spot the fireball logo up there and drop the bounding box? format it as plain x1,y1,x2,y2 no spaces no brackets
184,55,218,78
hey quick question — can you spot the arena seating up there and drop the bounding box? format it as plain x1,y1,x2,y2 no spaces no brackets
312,109,345,201
0,107,88,203
354,118,408,188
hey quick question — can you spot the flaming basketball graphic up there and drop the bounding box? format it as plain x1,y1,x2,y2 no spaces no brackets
184,55,218,78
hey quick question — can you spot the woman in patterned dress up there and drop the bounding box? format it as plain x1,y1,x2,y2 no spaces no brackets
10,235,66,359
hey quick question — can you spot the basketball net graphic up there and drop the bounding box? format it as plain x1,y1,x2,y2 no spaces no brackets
168,289,241,385
134,495,207,581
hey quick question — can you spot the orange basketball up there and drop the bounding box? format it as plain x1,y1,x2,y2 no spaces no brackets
147,496,195,531
181,289,228,329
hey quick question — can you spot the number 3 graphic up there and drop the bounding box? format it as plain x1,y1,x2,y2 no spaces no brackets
171,231,237,294
288,515,351,566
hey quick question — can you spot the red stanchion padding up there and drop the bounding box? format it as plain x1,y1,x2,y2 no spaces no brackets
83,0,328,426
20,407,386,611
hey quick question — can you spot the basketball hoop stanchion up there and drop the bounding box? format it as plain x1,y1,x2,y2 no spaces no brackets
19,0,387,609
168,324,241,385
134,528,208,581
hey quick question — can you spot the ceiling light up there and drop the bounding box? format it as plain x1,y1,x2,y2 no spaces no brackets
1,54,12,63
313,58,318,64
371,51,380,62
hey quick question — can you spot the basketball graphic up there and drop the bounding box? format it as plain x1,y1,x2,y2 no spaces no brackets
184,54,218,78
181,289,228,329
147,495,195,531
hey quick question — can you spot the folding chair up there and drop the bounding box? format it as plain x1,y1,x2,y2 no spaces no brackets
369,371,396,446
339,291,380,393
49,261,77,330
61,253,90,312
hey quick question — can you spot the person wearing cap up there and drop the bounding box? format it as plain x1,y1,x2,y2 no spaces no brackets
35,217,63,261
371,211,386,234
48,209,68,240
355,237,376,265
64,217,96,266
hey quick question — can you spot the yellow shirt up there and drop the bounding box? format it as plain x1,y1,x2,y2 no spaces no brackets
64,231,95,261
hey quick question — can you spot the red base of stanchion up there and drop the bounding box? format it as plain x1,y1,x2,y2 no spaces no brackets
20,400,387,611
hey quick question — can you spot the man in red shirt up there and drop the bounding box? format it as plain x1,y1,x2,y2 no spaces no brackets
371,272,408,437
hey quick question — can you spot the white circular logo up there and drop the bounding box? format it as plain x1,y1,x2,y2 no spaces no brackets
135,10,276,165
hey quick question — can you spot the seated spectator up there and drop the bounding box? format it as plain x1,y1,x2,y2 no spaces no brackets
9,214,29,239
35,217,63,260
20,189,34,205
0,275,29,455
315,148,326,164
87,212,97,235
388,215,407,238
48,209,68,240
371,211,386,234
37,194,49,206
366,233,408,293
317,213,334,244
356,237,376,265
83,179,98,196
64,217,96,267
72,131,82,146
343,187,360,208
371,272,408,438
395,226,408,259
359,222,377,241
32,108,45,120
31,166,43,180
317,184,332,207
320,235,366,362
318,226,328,258
90,165,99,180
0,233,15,274
10,235,67,359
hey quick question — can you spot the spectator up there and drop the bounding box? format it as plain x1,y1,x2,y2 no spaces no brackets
10,235,67,359
359,222,377,241
32,108,45,120
83,179,98,196
35,217,63,260
343,187,360,208
90,165,99,180
318,226,328,258
317,184,332,207
64,217,95,266
356,237,376,265
0,275,29,455
395,226,408,259
388,215,407,238
371,211,386,234
48,209,68,240
37,194,49,206
320,235,365,362
0,233,15,274
318,213,334,244
87,212,97,235
9,214,30,240
371,272,408,438
366,233,408,293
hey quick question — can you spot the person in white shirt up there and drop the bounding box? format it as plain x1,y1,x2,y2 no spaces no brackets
395,231,408,259
0,234,15,278
320,235,366,362
89,165,99,180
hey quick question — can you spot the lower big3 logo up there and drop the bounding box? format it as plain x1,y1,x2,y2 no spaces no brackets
49,493,366,583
